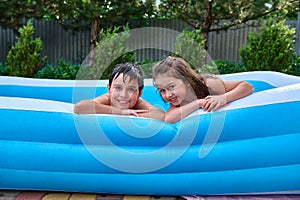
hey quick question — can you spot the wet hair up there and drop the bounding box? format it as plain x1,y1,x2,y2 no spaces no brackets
152,56,210,99
109,62,144,91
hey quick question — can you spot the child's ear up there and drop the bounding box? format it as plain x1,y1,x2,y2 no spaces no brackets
107,84,111,94
139,90,143,97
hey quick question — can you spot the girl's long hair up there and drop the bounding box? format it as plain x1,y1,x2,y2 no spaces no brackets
153,56,210,99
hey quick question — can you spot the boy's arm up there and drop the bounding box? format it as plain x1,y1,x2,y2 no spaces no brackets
74,94,123,115
74,96,164,120
134,98,165,121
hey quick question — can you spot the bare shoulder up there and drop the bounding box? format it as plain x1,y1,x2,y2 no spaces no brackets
205,77,223,87
204,77,225,94
92,94,110,105
135,98,152,110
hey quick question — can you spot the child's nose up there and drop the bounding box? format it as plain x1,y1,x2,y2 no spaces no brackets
120,89,129,97
166,90,173,97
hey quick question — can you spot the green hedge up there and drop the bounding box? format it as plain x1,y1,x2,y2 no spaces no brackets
35,59,79,79
2,57,299,78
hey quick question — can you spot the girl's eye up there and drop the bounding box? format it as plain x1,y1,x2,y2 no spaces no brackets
159,89,165,94
169,85,175,90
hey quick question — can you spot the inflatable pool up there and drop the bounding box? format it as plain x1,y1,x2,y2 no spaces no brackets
0,71,300,195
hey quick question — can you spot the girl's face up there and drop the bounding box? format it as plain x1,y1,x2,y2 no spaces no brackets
154,74,196,106
108,73,141,109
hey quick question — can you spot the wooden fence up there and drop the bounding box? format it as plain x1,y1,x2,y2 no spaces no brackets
1,15,299,65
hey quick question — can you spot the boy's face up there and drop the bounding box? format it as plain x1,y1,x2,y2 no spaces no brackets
108,73,141,109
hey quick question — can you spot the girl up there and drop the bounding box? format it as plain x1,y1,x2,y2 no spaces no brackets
152,56,253,124
74,62,164,121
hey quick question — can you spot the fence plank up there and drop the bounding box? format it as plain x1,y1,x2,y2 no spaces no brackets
296,12,300,56
0,16,299,66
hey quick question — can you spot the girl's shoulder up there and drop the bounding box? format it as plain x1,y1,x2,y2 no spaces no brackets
199,74,224,95
198,73,218,81
198,73,221,86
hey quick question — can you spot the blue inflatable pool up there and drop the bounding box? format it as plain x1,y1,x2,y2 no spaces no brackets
0,71,300,195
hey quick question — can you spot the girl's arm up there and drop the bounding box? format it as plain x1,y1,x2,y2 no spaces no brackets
223,80,254,102
164,78,253,123
203,78,254,111
164,99,205,124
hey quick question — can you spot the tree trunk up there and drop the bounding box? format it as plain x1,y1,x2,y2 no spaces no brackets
90,17,100,51
201,31,209,50
89,17,100,67
201,2,213,50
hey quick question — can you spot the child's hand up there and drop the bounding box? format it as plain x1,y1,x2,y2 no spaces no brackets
197,99,207,109
121,109,149,117
202,95,227,112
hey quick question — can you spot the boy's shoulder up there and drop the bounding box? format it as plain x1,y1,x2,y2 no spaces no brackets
134,98,152,110
93,94,110,105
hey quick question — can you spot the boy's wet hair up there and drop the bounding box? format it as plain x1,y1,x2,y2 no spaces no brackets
109,62,144,91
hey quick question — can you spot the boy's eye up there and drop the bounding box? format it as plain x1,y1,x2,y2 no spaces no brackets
128,88,137,93
114,86,122,91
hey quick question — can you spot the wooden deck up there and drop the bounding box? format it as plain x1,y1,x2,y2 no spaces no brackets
1,191,300,200
0,191,181,200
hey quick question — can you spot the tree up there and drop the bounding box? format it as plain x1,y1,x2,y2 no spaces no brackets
0,0,45,30
0,0,155,51
285,0,300,19
45,0,154,51
159,0,299,50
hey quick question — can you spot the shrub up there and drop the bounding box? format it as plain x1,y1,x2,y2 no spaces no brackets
0,62,10,76
174,29,207,73
282,55,300,76
6,20,46,77
77,24,136,80
35,59,79,79
200,60,247,75
240,18,295,72
138,58,160,78
212,60,247,74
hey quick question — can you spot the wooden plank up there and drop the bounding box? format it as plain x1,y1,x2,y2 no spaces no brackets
16,191,46,200
70,193,97,200
96,194,124,200
123,195,151,200
42,193,71,200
